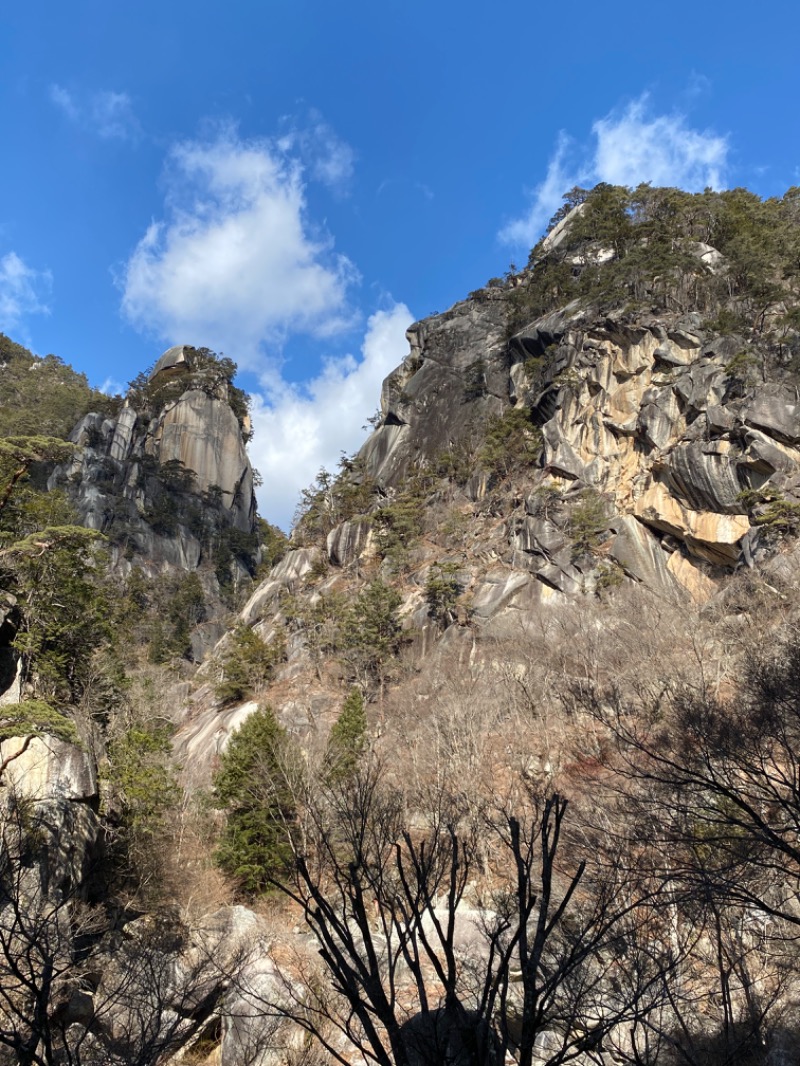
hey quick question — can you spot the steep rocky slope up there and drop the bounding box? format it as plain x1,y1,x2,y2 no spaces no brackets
9,184,800,1066
176,282,800,769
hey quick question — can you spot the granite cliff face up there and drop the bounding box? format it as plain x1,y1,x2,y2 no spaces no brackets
174,202,800,772
51,345,257,577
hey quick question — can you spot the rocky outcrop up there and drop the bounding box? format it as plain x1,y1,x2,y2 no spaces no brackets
359,290,509,487
51,346,257,578
0,734,96,802
172,245,800,779
155,389,254,529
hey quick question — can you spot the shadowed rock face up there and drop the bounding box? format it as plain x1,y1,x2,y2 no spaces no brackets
359,290,510,487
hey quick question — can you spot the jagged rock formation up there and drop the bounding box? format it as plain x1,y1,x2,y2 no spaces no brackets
359,294,509,486
11,184,800,1066
174,198,800,772
51,345,257,577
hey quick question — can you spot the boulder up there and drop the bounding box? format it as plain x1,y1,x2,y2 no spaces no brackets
149,344,193,383
634,482,749,566
744,386,800,444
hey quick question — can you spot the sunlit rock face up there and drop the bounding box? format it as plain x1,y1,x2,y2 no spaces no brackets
51,345,257,577
353,288,800,603
154,389,254,531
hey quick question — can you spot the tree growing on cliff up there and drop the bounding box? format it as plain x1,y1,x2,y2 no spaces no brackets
324,687,367,783
213,705,297,893
337,579,404,694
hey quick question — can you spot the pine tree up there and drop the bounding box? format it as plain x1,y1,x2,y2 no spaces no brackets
213,706,296,893
324,688,367,783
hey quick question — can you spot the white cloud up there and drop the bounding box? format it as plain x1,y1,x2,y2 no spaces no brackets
500,94,730,247
498,133,584,247
90,91,140,140
99,376,125,396
50,84,79,122
120,125,358,365
592,97,727,190
50,84,140,141
0,252,51,336
248,302,414,530
278,110,355,193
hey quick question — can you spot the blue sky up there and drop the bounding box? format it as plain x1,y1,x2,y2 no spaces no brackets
2,0,799,529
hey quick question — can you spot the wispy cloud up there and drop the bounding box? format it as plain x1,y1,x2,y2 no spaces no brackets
277,109,355,194
120,122,359,366
248,302,414,530
99,376,126,396
50,84,79,122
50,84,141,142
500,93,730,247
0,252,51,337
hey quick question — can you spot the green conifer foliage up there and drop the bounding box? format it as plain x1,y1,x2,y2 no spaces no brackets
215,624,286,704
324,688,367,783
337,579,403,689
212,706,296,894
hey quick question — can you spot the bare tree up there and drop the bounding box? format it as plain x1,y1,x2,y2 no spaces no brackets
242,763,674,1066
567,631,800,1062
0,791,237,1066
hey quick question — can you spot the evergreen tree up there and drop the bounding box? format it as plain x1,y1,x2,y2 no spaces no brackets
324,687,367,783
213,706,296,893
338,579,403,690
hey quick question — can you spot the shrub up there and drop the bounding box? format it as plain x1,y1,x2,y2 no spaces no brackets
425,562,462,624
566,490,609,559
478,408,542,478
337,580,403,690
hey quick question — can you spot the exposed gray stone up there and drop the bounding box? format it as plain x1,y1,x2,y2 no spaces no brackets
327,520,370,567
470,570,532,619
108,405,138,462
359,292,521,488
665,442,744,513
0,735,97,802
741,428,800,476
744,385,800,444
706,404,735,433
673,362,726,412
638,387,680,449
608,516,679,595
156,389,254,532
149,344,193,382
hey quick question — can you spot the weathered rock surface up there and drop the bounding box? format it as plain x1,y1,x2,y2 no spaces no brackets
175,285,800,778
359,291,509,487
0,734,96,802
327,518,371,567
154,389,254,530
51,345,257,580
